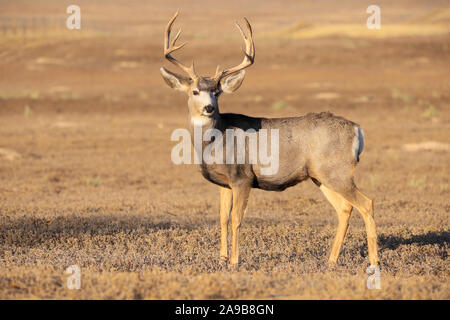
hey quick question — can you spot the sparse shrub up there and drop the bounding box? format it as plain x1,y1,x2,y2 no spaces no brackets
252,95,263,103
391,88,413,104
24,105,33,117
431,91,441,98
369,173,379,187
86,176,102,187
423,105,437,118
138,91,148,100
29,91,40,100
272,100,288,110
408,176,426,190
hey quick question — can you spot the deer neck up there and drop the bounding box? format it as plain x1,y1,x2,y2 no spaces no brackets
189,108,221,129
188,112,222,149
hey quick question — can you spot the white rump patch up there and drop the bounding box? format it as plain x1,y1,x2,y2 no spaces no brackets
352,127,365,162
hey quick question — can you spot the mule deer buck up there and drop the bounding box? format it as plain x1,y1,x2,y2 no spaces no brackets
160,12,379,269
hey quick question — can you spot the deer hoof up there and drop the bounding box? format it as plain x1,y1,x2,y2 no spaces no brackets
228,263,239,271
327,261,338,271
219,256,228,265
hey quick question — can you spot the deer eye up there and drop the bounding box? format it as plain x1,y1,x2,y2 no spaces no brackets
192,90,200,95
213,90,220,97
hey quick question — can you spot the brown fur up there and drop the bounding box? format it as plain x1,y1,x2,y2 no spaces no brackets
160,15,378,267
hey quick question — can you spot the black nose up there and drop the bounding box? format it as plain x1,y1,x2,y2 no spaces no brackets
204,105,214,113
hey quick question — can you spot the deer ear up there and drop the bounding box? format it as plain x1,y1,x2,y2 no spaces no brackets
160,67,191,92
220,70,245,93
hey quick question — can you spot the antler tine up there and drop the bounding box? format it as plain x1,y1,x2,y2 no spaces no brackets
171,28,182,46
244,17,253,36
214,17,255,82
214,65,223,79
164,11,198,81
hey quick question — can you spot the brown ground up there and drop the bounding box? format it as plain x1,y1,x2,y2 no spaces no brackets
0,0,449,299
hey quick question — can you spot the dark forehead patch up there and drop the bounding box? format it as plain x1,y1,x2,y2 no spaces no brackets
197,77,218,91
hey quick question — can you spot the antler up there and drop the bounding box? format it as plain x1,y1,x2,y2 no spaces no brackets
164,11,199,82
214,18,255,82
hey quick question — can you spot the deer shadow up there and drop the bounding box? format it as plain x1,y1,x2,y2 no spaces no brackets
0,213,212,249
378,230,449,251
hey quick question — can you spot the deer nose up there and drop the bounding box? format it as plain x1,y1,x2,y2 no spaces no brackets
204,104,214,114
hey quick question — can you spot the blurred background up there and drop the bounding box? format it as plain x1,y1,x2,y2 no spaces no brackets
0,0,448,299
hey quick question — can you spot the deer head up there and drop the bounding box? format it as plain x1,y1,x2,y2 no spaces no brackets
160,11,255,124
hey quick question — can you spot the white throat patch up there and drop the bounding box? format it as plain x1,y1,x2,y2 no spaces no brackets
191,116,212,126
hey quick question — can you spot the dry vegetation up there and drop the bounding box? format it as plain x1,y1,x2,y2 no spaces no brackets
0,0,449,299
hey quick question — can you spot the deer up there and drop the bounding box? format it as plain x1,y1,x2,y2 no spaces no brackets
160,12,379,269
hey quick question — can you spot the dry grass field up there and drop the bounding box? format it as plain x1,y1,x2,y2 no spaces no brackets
0,0,449,299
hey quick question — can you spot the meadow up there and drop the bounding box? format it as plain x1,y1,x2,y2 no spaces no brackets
0,0,448,299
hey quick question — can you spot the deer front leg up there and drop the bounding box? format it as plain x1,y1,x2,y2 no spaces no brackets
230,183,251,268
219,187,233,262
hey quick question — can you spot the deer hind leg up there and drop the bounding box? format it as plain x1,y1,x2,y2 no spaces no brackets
350,188,378,266
229,183,251,268
219,187,233,262
332,183,378,266
320,185,353,265
317,170,379,267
